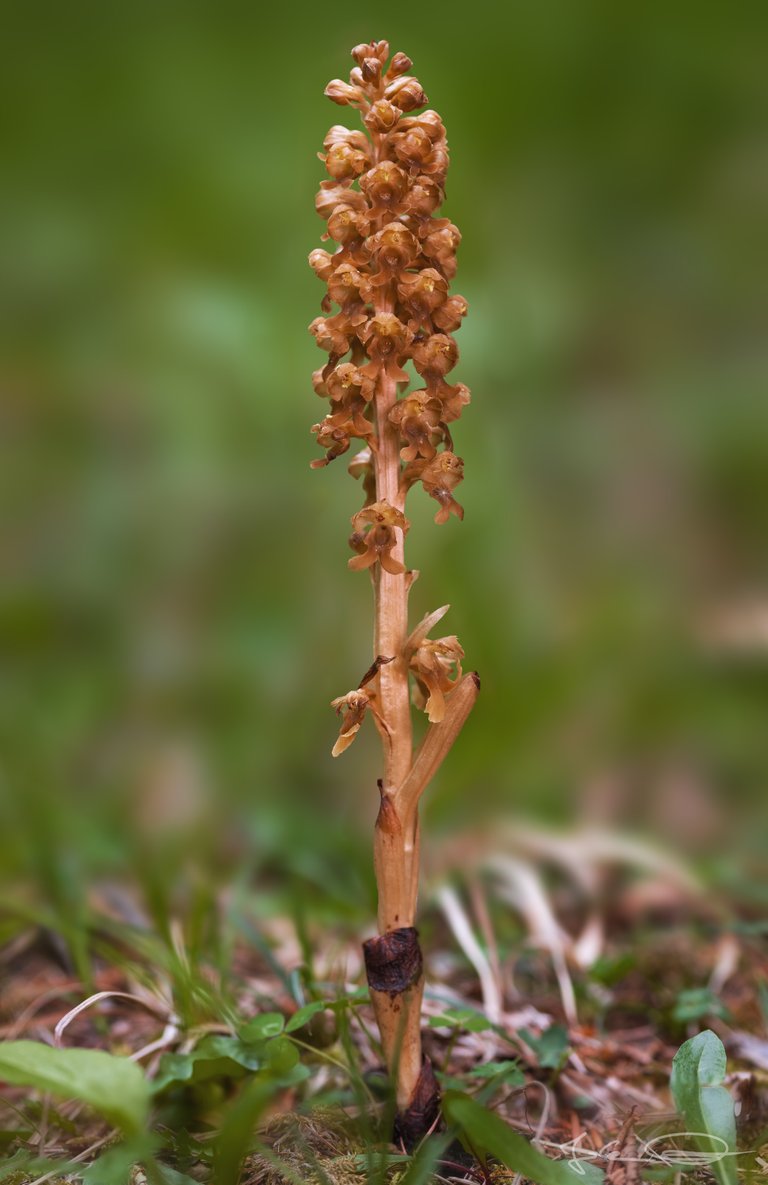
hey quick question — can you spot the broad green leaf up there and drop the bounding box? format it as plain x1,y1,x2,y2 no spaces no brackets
468,1059,525,1085
264,1035,306,1079
443,1091,604,1185
670,1030,737,1185
238,1012,284,1041
673,988,729,1024
427,1007,493,1033
153,1038,255,1093
152,1052,198,1093
152,1032,307,1095
0,1040,150,1134
521,1025,570,1069
284,1001,329,1032
199,1035,265,1070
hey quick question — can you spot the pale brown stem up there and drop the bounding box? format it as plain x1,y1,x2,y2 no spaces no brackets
365,101,478,1137
366,117,423,1116
372,353,413,796
369,116,415,905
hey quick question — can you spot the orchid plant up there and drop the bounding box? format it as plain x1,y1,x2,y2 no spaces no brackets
308,39,478,1145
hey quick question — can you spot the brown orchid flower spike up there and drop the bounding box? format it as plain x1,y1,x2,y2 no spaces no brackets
308,39,479,1146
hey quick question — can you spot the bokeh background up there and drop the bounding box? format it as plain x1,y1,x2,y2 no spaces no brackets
2,0,766,938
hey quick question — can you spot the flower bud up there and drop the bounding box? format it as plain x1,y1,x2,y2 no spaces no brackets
384,76,427,112
308,248,335,282
352,40,389,66
325,79,364,106
361,57,382,84
386,51,413,79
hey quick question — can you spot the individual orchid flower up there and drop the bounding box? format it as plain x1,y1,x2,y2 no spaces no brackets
310,395,375,467
433,379,471,423
329,689,371,756
365,222,420,286
409,634,464,723
325,362,375,404
388,390,445,461
403,451,465,523
397,268,449,331
320,126,372,180
433,294,468,333
411,332,459,381
348,500,409,574
315,180,368,220
420,219,462,279
358,162,409,218
309,312,364,357
360,313,413,381
326,263,369,309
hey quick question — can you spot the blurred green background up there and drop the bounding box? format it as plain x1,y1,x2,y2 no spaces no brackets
1,0,766,922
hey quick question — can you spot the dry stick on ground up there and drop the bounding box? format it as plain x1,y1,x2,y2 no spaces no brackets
309,39,478,1146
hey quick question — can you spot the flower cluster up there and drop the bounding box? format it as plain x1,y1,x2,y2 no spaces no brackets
308,40,470,514
308,42,472,752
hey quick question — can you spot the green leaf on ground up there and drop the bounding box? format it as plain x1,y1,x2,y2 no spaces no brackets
427,1007,493,1032
520,1025,570,1069
238,1011,285,1041
467,1059,525,1085
152,1032,307,1094
284,1001,329,1032
443,1091,604,1185
673,988,730,1023
670,1029,737,1185
0,1040,150,1134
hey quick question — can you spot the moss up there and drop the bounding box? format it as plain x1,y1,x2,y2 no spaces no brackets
243,1108,371,1185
